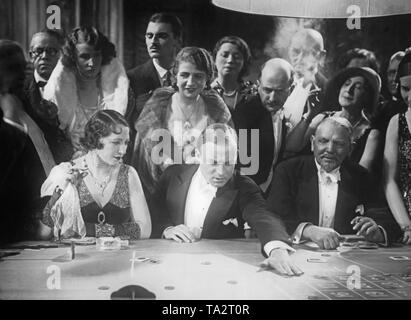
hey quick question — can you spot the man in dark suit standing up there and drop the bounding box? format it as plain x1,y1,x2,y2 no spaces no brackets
150,123,303,276
266,117,401,250
125,13,183,159
127,12,183,98
235,58,294,194
23,29,73,163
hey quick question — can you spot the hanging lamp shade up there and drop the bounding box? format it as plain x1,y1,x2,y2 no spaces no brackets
212,0,411,18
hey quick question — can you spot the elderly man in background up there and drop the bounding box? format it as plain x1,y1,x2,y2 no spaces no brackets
23,29,73,164
282,28,327,133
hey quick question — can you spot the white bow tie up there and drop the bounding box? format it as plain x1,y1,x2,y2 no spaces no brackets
318,169,340,185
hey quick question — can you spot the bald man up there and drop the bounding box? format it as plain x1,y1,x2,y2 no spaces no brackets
235,58,294,195
288,28,326,88
283,28,327,153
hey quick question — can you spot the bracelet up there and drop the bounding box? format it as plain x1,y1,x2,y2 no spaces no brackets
401,225,411,232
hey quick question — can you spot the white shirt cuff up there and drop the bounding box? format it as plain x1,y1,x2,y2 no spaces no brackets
291,222,312,244
264,240,296,257
377,225,388,247
162,226,174,239
244,222,251,230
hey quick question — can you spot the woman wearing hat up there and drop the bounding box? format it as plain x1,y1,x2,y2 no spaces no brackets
384,51,411,245
286,66,381,171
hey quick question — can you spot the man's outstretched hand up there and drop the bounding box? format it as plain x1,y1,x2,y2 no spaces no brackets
261,248,303,277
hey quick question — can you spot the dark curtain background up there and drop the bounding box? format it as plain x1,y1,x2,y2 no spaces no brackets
123,0,411,94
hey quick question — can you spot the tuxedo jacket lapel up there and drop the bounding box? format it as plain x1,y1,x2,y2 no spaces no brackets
24,77,42,114
202,178,238,238
300,158,320,225
334,164,357,233
167,165,197,225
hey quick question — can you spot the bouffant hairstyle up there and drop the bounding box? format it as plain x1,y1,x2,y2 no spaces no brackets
61,26,116,71
213,36,252,80
80,110,129,150
173,47,215,86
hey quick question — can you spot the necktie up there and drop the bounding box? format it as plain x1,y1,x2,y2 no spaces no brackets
163,71,172,87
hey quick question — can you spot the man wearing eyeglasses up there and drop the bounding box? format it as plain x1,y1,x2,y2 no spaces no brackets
27,29,63,97
23,29,73,164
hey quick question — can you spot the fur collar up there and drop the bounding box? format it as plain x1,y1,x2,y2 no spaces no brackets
43,58,129,130
135,87,231,136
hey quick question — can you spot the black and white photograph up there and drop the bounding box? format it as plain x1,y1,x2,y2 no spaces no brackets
1,0,411,307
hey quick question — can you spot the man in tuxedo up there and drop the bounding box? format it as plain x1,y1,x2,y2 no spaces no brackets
23,29,73,163
28,29,62,92
267,117,401,249
150,123,303,276
235,58,294,194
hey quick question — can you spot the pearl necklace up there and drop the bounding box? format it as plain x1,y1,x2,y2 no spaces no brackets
223,89,238,97
217,81,239,109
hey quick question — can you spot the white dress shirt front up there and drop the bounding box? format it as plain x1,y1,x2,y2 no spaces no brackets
291,160,340,243
184,168,217,237
163,168,295,256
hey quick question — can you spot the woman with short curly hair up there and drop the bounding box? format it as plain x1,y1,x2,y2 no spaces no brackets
38,110,151,240
44,26,130,155
211,36,255,112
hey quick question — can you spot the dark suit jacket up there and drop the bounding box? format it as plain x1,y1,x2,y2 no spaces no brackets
266,155,401,243
125,60,162,162
23,76,73,163
0,115,45,244
127,59,161,98
150,164,291,250
234,94,287,186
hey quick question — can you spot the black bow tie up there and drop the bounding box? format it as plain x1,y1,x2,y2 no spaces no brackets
37,81,47,88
